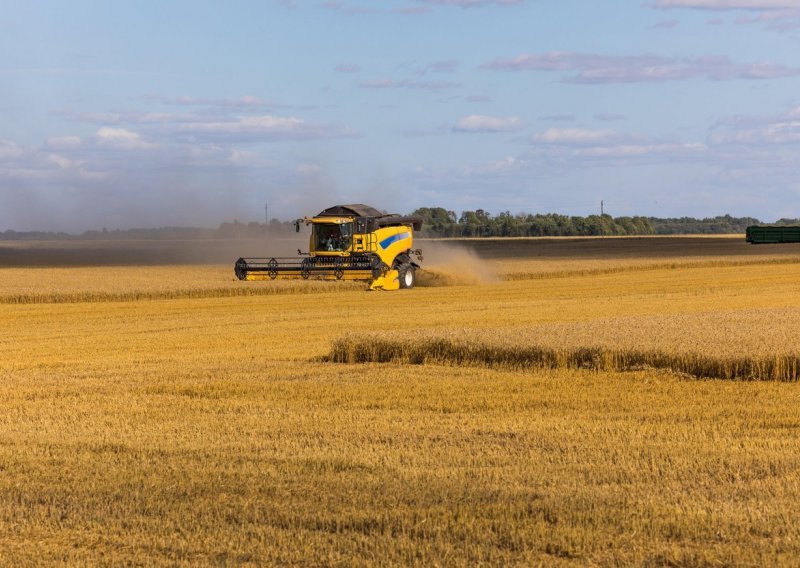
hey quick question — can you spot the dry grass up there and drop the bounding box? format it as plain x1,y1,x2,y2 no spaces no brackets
329,333,800,381
2,237,800,565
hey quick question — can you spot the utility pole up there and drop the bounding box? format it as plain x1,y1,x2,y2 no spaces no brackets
265,202,269,225
600,200,606,237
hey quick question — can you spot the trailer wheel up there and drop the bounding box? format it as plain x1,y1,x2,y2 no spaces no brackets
398,264,416,289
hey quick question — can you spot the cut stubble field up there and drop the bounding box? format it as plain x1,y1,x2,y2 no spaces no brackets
2,236,800,565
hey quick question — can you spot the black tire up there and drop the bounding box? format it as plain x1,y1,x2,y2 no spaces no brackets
234,258,248,280
398,264,415,289
300,258,312,279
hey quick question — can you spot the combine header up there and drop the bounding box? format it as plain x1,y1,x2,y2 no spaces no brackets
235,204,423,290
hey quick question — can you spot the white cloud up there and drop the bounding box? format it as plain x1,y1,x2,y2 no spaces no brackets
135,94,308,112
96,127,157,150
46,136,82,149
533,128,618,144
710,115,800,144
0,142,107,182
573,142,707,158
0,140,24,160
47,153,75,169
185,115,303,134
453,115,526,133
227,149,256,165
525,127,708,167
487,156,526,172
174,114,357,142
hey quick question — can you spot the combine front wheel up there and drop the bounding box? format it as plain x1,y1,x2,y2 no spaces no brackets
398,264,416,289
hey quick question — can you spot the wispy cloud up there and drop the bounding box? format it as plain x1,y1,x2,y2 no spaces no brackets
173,115,358,142
335,63,362,73
594,113,627,122
0,139,25,160
527,126,708,165
322,1,377,14
537,114,575,122
417,0,526,7
55,109,216,126
136,94,312,111
453,114,526,132
532,127,620,144
649,18,679,28
481,51,799,83
322,0,526,14
652,1,800,31
653,1,799,9
358,78,460,90
96,127,158,150
413,59,459,75
0,139,107,184
709,106,800,145
46,136,83,149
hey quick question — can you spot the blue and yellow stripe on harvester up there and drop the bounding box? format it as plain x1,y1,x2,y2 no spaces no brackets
378,231,411,250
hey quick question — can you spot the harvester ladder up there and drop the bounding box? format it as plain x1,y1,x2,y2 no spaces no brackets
365,232,377,252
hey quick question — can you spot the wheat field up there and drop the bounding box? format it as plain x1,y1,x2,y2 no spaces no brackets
2,236,800,565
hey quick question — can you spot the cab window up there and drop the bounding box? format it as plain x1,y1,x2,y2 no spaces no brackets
314,223,352,252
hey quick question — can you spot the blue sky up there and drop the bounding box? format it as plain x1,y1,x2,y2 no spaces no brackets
3,0,800,231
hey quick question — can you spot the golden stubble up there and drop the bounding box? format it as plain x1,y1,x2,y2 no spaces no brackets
2,238,800,565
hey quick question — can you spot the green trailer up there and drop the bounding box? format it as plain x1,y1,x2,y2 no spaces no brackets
746,225,800,244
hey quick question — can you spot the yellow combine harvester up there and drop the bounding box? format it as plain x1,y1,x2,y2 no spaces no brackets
235,204,424,290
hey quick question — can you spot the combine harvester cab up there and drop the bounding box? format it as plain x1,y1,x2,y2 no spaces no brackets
235,204,423,291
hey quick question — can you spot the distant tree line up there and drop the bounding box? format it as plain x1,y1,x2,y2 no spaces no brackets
3,211,799,240
412,208,653,237
412,208,800,237
648,215,800,235
0,221,297,241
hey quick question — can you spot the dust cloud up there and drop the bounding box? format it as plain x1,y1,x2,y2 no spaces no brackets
415,240,499,287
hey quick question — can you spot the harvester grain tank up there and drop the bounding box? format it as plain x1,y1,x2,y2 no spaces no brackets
746,225,800,244
235,204,423,290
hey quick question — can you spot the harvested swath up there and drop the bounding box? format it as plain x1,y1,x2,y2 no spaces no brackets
328,335,800,381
